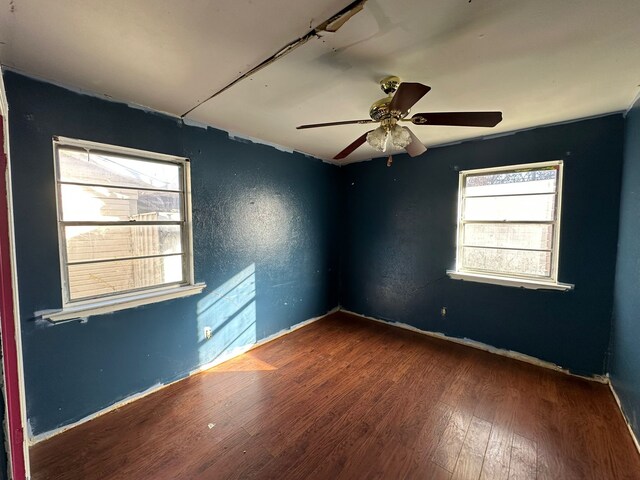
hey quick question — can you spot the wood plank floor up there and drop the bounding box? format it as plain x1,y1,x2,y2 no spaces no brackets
30,312,640,479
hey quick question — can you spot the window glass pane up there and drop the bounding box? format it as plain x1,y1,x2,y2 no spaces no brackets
58,148,181,191
66,225,183,263
464,194,556,222
67,255,184,300
463,223,553,250
60,184,182,222
462,247,551,277
465,168,557,197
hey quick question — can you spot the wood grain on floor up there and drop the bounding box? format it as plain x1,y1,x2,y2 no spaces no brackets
30,312,640,479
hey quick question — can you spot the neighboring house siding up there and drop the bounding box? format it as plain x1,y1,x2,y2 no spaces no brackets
66,189,138,299
65,192,175,300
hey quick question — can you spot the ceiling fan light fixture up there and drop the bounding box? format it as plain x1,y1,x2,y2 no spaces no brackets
390,125,412,149
367,123,412,152
366,126,389,151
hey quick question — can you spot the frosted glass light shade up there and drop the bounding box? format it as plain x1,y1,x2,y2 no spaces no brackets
366,127,388,151
366,125,412,152
390,125,412,149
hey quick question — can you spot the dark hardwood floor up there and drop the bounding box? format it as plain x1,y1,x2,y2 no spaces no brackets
30,312,640,479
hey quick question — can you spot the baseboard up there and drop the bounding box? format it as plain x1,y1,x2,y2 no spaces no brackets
339,308,608,384
29,306,338,445
607,380,640,457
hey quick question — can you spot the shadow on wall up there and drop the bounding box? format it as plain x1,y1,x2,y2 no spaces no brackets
196,264,257,367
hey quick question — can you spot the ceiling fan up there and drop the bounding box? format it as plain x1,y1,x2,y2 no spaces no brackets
297,76,503,161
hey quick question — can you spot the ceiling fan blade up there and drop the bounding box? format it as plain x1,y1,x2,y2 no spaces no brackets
404,128,427,157
334,131,372,160
297,119,375,130
389,83,431,114
410,111,503,127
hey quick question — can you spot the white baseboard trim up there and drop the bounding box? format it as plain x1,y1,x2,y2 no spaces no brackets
607,379,640,457
29,306,338,445
339,308,608,384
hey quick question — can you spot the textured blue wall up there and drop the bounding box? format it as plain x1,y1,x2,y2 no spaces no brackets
341,116,624,376
610,97,640,438
4,71,340,436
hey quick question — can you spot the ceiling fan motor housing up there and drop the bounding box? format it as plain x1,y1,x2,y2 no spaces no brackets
369,97,391,121
369,97,409,122
370,76,410,122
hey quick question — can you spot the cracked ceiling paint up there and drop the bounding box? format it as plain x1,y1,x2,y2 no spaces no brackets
2,0,640,163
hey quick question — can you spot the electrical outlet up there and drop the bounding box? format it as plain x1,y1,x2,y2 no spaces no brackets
441,307,447,317
204,326,212,340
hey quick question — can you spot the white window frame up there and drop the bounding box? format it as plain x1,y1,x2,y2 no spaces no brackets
43,137,205,322
447,160,573,291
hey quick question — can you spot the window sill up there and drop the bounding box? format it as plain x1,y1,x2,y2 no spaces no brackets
446,271,573,291
42,283,207,322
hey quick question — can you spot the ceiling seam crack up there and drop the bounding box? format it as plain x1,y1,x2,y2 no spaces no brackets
179,0,367,118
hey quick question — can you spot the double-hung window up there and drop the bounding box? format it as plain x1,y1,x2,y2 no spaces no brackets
46,137,204,321
448,160,572,290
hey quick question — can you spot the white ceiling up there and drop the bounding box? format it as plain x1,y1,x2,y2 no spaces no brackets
2,0,640,163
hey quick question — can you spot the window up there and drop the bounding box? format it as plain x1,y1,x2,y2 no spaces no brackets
46,137,204,322
448,160,572,290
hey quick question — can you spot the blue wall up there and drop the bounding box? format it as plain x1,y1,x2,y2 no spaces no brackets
610,97,640,438
341,116,624,376
3,71,341,436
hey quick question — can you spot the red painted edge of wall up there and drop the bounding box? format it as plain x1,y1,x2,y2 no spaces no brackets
0,114,26,479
